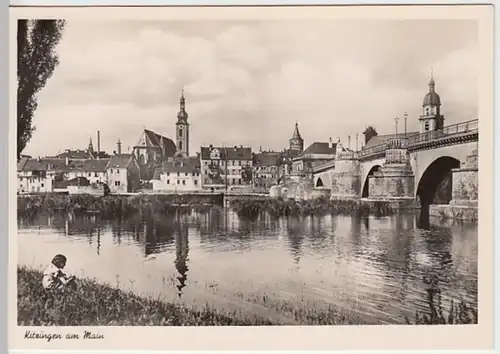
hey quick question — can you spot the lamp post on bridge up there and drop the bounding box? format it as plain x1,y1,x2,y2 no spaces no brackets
395,116,400,137
348,134,351,150
404,112,408,137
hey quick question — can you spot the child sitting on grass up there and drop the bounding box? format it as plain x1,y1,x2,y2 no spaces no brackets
42,254,77,291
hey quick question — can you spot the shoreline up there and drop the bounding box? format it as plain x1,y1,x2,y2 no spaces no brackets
17,266,477,326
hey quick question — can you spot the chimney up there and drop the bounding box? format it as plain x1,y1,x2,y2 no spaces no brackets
97,131,101,154
65,157,69,166
329,137,333,149
117,138,122,155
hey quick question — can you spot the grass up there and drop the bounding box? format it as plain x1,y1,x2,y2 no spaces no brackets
229,197,404,219
17,266,272,326
18,266,477,326
17,194,223,219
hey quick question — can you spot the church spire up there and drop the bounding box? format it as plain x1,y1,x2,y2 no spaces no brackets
88,137,94,152
289,121,304,152
428,68,435,92
177,88,188,122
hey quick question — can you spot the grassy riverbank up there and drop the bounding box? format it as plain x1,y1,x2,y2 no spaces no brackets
230,197,408,218
18,266,477,326
18,194,222,218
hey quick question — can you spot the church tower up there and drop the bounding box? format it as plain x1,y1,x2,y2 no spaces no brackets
419,71,445,133
289,122,304,152
88,137,94,153
175,89,189,157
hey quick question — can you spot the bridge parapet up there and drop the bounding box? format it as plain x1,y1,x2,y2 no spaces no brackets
358,119,478,161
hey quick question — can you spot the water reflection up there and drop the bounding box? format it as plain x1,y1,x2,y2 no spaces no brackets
174,225,189,297
17,208,478,324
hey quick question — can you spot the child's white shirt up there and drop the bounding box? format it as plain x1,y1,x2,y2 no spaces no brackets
42,264,72,289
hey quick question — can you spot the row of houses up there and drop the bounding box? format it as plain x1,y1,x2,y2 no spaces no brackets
17,143,340,195
17,153,140,195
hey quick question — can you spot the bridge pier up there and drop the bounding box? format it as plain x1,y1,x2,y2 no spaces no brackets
430,146,478,221
330,150,361,200
366,138,415,200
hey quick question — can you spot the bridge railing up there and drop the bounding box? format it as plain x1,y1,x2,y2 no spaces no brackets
358,119,478,160
405,119,478,146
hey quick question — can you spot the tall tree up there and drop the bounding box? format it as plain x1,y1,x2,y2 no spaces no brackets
17,19,66,160
362,126,378,144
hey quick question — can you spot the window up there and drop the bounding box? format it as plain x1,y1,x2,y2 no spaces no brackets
95,173,98,177
115,181,121,186
182,180,186,185
194,180,198,185
238,161,241,166
238,179,242,185
185,173,188,176
88,173,91,177
177,172,180,176
179,141,183,150
424,121,430,131
192,172,195,176
179,127,183,137
232,178,236,184
166,172,170,176
117,169,120,174
167,180,170,184
177,180,180,184
41,183,44,188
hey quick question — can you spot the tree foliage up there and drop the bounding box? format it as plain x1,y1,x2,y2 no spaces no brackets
17,19,66,160
362,126,378,144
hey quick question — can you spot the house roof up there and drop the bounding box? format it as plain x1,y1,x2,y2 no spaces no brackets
363,132,419,150
20,158,68,172
152,160,198,180
83,159,109,172
143,129,176,157
56,149,95,160
106,154,135,169
297,142,337,159
254,152,280,167
200,146,252,160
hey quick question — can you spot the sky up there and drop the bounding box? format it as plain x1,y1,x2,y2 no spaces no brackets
24,19,478,157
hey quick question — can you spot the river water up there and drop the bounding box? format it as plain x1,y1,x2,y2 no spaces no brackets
17,208,478,325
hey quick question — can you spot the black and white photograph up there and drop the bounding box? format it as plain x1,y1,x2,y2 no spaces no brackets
10,3,494,351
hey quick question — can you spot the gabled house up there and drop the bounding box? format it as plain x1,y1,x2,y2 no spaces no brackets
292,140,338,176
106,154,140,194
133,129,177,167
151,158,202,192
200,145,253,188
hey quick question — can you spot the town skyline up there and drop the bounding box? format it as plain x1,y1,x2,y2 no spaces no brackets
24,19,478,158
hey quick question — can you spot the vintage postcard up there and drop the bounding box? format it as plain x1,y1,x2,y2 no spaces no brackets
8,4,494,352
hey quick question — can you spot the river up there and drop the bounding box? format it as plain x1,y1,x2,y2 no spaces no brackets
17,207,478,325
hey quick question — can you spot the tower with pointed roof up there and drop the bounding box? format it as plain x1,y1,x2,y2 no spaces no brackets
175,89,190,157
88,137,94,153
289,122,304,153
419,70,445,133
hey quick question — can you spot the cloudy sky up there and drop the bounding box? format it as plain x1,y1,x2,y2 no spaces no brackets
25,19,478,157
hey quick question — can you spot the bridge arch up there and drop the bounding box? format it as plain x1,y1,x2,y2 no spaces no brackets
361,165,382,198
313,170,332,189
416,156,460,207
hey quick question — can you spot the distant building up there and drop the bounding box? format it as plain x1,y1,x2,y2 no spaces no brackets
133,129,176,166
151,158,201,192
106,154,141,193
82,159,109,184
16,157,63,194
200,145,253,189
175,90,190,158
292,140,337,177
253,151,280,189
289,122,304,153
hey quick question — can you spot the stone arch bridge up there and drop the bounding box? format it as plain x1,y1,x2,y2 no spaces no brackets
313,119,478,208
